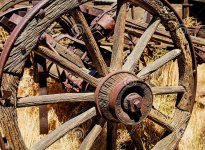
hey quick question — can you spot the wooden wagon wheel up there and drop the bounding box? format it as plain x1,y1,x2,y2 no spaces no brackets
0,0,197,150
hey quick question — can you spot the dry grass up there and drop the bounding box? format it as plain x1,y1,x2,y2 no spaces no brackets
0,26,9,49
183,17,203,28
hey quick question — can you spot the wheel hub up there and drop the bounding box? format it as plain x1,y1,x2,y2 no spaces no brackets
95,71,153,125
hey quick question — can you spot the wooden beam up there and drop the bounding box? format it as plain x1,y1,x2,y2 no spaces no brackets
17,93,95,107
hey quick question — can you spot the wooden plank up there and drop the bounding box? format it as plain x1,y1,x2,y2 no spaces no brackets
137,49,181,78
123,19,161,72
72,8,109,76
30,107,97,150
35,46,99,87
151,86,185,95
110,0,127,71
17,93,94,107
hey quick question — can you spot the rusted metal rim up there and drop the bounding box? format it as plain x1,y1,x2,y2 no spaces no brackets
0,0,51,85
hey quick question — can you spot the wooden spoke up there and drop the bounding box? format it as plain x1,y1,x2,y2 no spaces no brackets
110,0,127,71
151,86,185,95
30,107,97,150
80,119,106,150
148,108,174,132
137,49,181,78
35,46,99,87
107,122,117,150
123,19,161,72
72,8,109,76
152,109,190,150
17,93,94,107
152,125,186,150
126,125,145,150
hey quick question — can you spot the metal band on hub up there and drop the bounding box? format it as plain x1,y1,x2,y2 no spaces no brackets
95,71,153,125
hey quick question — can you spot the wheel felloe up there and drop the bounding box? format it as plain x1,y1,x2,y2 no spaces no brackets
95,71,153,125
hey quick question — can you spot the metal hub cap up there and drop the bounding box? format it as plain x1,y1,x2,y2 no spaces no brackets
95,71,153,125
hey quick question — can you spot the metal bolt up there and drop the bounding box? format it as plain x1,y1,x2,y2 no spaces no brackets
124,93,143,113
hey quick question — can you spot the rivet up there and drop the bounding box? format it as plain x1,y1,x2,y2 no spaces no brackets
37,9,45,19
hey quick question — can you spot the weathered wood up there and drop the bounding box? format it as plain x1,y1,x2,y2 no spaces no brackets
107,122,117,150
191,36,205,46
30,107,97,150
123,19,161,72
151,86,185,95
110,0,127,71
44,33,84,68
1,0,92,149
17,93,94,107
126,125,145,150
152,126,185,150
170,109,190,130
126,19,205,46
148,108,174,132
80,119,105,150
0,74,27,150
72,8,109,76
36,46,98,87
137,49,181,78
152,109,190,150
55,43,84,67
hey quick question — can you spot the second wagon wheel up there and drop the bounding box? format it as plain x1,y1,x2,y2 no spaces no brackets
0,0,196,150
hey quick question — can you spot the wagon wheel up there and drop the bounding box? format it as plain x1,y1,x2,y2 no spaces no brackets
0,0,196,150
